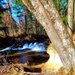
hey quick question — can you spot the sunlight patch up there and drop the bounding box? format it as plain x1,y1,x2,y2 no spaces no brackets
43,44,63,72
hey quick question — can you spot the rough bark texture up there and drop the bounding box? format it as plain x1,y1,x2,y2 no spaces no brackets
74,1,75,31
67,0,74,36
22,0,75,70
40,0,75,69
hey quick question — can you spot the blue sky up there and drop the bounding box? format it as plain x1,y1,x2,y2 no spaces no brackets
0,0,25,26
0,0,67,26
62,0,67,6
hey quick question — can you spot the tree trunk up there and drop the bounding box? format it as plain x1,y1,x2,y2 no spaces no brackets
41,0,75,69
22,0,75,70
25,15,27,31
67,0,74,36
74,1,75,32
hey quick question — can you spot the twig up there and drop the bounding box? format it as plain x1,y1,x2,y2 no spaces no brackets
0,50,48,58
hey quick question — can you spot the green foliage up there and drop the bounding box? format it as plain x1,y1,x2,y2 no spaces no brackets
53,0,68,25
0,12,3,25
0,12,3,18
62,15,68,25
15,0,23,5
0,7,3,24
26,8,33,20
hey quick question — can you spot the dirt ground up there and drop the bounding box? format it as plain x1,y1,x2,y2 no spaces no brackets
0,33,75,75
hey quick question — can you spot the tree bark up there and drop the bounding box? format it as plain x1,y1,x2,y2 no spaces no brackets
74,1,75,32
67,0,74,36
41,0,75,69
22,0,75,70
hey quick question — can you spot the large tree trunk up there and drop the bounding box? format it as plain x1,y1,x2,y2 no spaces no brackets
67,0,74,36
22,0,75,70
40,0,75,69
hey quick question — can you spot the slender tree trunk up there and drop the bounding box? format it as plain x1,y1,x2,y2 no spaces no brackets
67,0,74,36
22,0,75,70
25,14,28,32
35,18,39,35
74,1,75,32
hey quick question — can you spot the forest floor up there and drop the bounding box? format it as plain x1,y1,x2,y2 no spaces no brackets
0,33,75,75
